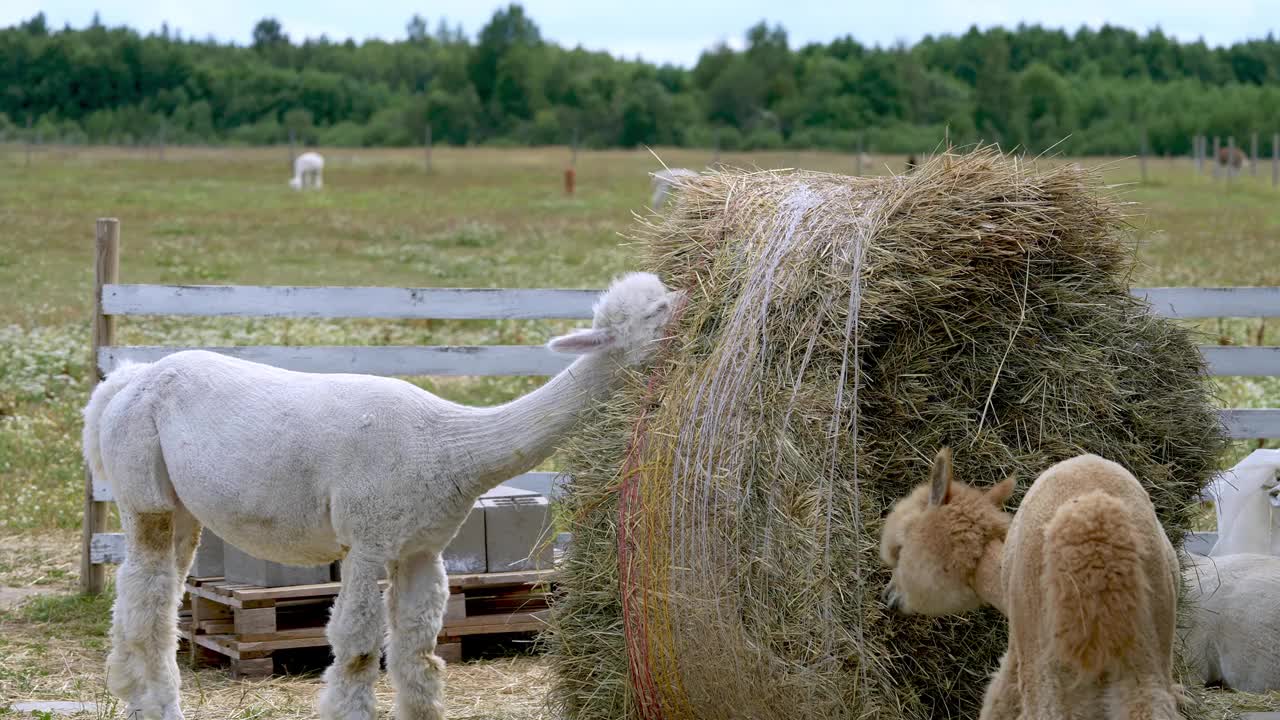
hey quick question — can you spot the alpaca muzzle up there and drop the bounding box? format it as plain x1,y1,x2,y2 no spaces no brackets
882,578,905,613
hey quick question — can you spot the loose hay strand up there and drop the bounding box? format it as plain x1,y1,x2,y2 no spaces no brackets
550,147,1225,720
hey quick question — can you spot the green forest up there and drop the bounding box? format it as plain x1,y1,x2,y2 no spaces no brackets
3,4,1280,155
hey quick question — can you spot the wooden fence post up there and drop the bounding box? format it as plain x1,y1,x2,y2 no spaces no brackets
288,128,297,171
424,123,433,174
1212,136,1221,179
1273,133,1278,188
1251,132,1259,176
82,218,119,595
1139,127,1148,183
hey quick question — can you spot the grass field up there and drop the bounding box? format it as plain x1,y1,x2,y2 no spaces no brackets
0,145,1277,718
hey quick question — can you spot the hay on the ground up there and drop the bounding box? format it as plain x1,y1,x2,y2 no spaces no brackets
548,149,1226,720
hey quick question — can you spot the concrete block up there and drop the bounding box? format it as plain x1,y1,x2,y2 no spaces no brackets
482,495,553,573
223,543,331,587
443,502,487,574
481,483,540,500
190,528,225,578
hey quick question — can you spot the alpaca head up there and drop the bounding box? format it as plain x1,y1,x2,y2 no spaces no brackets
547,272,682,365
289,176,303,190
879,447,1015,616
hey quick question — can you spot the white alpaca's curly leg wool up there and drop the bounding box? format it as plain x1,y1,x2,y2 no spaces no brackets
318,552,386,720
386,551,449,720
107,511,186,720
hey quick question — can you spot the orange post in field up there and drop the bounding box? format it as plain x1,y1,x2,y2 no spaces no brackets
564,167,576,195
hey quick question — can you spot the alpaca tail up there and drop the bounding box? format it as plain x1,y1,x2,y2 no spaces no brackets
82,361,151,483
1044,489,1149,677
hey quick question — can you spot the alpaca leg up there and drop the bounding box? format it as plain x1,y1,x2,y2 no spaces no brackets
979,651,1022,720
107,511,185,720
173,507,201,581
386,550,449,720
314,170,322,189
1104,680,1180,720
318,552,386,720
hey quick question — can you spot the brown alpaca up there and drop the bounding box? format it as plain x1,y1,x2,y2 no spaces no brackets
879,448,1182,720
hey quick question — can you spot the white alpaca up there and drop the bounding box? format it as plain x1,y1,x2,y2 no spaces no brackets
650,167,697,209
83,272,681,720
1183,553,1280,692
1205,449,1279,556
290,151,324,190
1182,450,1280,694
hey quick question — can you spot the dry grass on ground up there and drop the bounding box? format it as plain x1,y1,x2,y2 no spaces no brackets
0,530,1271,719
0,532,552,720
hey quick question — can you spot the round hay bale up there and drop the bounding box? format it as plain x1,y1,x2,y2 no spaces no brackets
548,149,1226,720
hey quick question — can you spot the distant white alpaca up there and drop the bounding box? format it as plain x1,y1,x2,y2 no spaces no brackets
83,272,681,720
650,167,697,208
290,151,325,190
1183,552,1280,692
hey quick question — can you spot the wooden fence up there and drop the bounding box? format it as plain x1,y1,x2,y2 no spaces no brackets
81,219,1280,593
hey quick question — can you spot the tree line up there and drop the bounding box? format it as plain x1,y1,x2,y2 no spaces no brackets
3,5,1280,155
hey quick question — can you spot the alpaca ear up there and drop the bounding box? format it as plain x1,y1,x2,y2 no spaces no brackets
642,297,670,320
929,447,953,506
988,474,1016,507
547,328,617,354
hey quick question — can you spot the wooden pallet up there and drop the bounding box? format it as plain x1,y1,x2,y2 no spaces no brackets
181,569,553,678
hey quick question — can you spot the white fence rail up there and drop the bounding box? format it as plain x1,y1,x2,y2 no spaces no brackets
102,283,1279,321
99,345,577,377
102,284,599,320
1136,287,1280,318
97,343,1280,379
79,219,1280,594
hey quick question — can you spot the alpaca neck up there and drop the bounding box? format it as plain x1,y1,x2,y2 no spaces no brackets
448,351,626,499
974,538,1006,615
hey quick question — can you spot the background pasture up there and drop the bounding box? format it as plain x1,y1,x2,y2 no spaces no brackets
0,145,1276,717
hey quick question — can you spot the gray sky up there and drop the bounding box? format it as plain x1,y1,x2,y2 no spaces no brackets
3,0,1277,66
